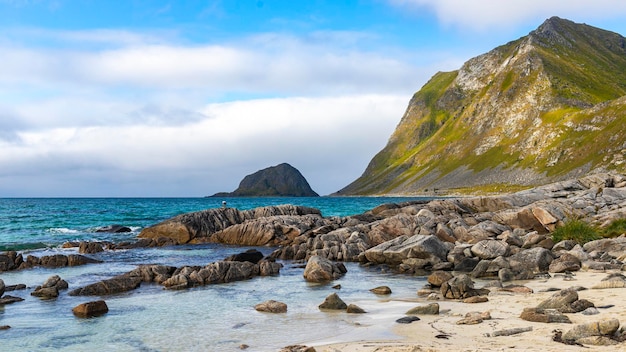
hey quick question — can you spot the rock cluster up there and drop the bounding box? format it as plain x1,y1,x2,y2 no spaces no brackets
69,256,282,296
0,251,101,272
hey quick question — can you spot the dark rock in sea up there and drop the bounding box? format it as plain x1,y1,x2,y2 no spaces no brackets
0,295,24,305
72,300,109,318
0,325,10,330
95,225,132,233
22,254,101,270
79,241,104,254
224,249,264,264
0,279,4,297
31,286,58,299
210,163,319,197
318,293,347,310
69,275,142,296
4,284,26,292
0,251,23,271
396,316,420,324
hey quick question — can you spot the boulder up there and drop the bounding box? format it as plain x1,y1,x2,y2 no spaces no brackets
279,345,316,352
549,253,581,273
225,249,264,264
364,234,450,267
520,307,572,323
369,286,392,295
346,304,367,314
470,240,509,259
31,287,58,299
318,293,347,310
254,300,287,313
0,279,4,297
69,275,142,296
427,271,454,287
508,247,554,274
0,295,24,305
396,316,421,324
72,300,109,318
536,289,579,312
406,303,439,315
303,256,346,283
562,318,621,342
441,274,483,299
79,241,104,254
456,311,491,325
95,225,132,233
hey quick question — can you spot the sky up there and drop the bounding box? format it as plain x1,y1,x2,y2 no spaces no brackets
1,1,625,197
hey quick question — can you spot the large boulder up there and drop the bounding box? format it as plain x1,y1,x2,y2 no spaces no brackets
470,240,509,259
364,234,451,267
508,247,554,274
562,319,621,343
303,256,347,283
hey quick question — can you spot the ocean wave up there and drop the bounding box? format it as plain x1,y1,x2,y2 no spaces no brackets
47,227,80,234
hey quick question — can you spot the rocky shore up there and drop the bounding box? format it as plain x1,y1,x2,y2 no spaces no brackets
2,172,626,350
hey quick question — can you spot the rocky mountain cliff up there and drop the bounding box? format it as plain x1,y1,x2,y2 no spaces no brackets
211,163,319,197
338,17,626,195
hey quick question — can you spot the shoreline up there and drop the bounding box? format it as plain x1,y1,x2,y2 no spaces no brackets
311,270,626,352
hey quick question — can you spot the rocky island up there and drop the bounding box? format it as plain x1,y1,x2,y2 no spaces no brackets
210,163,319,197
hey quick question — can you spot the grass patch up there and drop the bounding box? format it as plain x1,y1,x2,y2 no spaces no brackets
602,218,626,238
551,219,600,244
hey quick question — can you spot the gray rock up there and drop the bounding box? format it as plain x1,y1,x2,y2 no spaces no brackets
364,234,451,266
427,271,454,287
471,240,509,259
441,274,477,299
536,289,579,312
396,316,420,324
0,279,4,297
508,247,554,274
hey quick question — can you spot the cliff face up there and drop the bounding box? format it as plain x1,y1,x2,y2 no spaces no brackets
212,163,319,197
338,17,626,195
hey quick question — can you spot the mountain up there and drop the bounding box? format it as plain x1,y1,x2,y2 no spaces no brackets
337,17,626,196
210,163,319,197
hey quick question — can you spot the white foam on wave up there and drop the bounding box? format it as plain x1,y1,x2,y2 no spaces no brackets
47,227,80,234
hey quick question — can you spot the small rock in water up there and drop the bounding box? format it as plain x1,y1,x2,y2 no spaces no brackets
254,300,287,313
346,304,366,314
369,286,392,295
239,344,249,350
396,316,420,324
332,284,341,290
72,300,109,318
318,293,347,310
0,325,10,330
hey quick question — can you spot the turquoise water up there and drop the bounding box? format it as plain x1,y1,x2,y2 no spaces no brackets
0,197,429,351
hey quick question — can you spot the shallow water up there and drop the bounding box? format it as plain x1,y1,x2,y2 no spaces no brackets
0,197,430,351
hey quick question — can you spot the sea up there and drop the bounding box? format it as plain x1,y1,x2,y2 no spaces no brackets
0,197,432,352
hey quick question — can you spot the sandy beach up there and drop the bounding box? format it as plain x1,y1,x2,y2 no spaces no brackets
312,270,626,352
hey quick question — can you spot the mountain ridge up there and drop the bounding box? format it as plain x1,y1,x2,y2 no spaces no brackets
337,17,626,196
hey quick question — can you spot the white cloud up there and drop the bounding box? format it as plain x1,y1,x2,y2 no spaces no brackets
391,0,626,32
0,95,408,196
0,30,426,95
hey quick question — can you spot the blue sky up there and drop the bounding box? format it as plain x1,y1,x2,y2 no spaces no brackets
1,0,626,197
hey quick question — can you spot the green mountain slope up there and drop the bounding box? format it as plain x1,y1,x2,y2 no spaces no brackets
337,17,626,195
